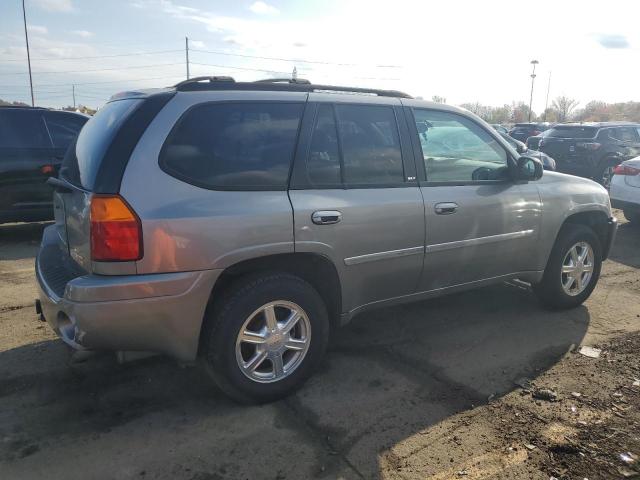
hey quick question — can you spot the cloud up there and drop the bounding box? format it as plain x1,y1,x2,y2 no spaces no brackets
70,30,93,38
190,40,205,48
27,25,48,35
33,0,74,12
595,34,630,49
249,1,279,15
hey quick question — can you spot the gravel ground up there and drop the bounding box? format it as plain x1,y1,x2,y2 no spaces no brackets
0,212,638,480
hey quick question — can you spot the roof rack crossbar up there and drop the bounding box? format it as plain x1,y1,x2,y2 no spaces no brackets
173,77,411,98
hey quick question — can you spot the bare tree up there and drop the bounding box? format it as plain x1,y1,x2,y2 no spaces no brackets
431,95,447,104
552,96,579,122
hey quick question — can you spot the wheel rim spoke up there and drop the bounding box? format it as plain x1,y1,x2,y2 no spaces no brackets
263,304,277,331
285,337,307,351
240,330,266,345
271,353,285,378
280,310,301,333
244,350,268,372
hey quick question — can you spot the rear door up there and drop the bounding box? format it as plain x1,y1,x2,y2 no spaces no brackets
289,97,424,314
0,109,55,217
404,106,541,291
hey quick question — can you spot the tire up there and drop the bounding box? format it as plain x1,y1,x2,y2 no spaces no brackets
533,224,602,310
200,273,329,404
623,209,640,224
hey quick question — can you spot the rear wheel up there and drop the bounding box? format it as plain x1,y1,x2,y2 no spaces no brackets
533,224,602,309
623,208,640,224
201,273,329,404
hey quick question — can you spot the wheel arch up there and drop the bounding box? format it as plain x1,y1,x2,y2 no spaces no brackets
557,209,611,258
199,252,343,350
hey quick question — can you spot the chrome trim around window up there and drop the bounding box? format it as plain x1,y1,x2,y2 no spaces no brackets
426,229,534,254
344,246,424,266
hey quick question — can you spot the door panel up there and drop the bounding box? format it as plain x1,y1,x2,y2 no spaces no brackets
289,100,425,314
290,188,425,312
419,183,541,291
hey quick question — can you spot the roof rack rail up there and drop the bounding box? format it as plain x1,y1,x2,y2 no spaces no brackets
173,76,236,88
254,78,312,85
173,76,412,98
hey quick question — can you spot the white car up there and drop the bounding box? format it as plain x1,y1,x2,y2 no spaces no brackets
610,156,640,224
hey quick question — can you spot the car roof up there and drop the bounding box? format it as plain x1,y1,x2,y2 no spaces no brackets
554,122,640,128
0,105,89,118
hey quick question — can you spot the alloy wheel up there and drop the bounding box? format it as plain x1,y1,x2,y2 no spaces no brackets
561,241,594,296
235,301,311,383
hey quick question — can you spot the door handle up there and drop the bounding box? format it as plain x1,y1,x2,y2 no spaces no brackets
434,202,458,215
312,210,342,225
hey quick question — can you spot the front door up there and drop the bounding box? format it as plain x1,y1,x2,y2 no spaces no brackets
289,99,425,314
404,106,541,292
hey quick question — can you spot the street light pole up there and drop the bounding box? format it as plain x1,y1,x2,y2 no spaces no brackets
185,36,190,80
21,0,35,106
543,71,551,122
528,60,538,122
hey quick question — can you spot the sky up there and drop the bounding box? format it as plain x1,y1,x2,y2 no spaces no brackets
1,0,639,112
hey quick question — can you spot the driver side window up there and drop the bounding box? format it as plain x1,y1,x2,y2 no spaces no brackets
412,109,509,183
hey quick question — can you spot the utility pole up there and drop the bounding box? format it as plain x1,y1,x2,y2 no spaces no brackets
528,59,538,122
21,0,35,106
185,36,190,80
543,71,551,122
292,66,297,81
72,84,76,109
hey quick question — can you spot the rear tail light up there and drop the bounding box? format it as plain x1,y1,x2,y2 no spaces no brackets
576,142,601,151
613,164,640,176
90,195,143,261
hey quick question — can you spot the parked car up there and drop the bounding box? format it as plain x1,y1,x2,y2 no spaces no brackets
610,156,640,224
526,129,551,150
499,132,556,171
0,106,88,224
509,122,550,143
492,124,509,135
538,122,640,188
36,78,617,403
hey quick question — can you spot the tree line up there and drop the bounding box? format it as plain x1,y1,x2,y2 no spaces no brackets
438,96,640,125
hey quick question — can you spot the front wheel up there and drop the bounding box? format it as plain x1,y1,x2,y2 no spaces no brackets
533,225,602,309
200,273,329,404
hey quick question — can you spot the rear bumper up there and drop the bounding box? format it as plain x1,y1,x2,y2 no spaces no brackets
602,216,618,261
35,226,221,361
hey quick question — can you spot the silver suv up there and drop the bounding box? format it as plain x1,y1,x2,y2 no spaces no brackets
36,77,617,403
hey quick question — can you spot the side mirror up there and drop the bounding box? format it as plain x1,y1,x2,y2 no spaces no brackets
516,143,527,154
515,156,543,181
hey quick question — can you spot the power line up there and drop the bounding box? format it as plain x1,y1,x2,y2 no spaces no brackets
0,62,184,76
0,74,184,88
189,61,297,75
190,48,402,68
0,49,182,62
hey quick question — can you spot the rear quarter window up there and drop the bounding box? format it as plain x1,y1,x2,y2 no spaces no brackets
160,102,304,190
43,111,87,149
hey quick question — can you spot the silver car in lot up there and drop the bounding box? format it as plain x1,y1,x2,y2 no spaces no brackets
36,77,617,403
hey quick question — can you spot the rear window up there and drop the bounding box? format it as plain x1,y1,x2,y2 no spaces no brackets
546,126,597,139
160,102,304,190
0,109,51,149
61,99,141,189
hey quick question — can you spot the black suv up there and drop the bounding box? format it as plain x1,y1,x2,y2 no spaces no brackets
509,123,550,143
538,122,640,187
0,106,88,223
